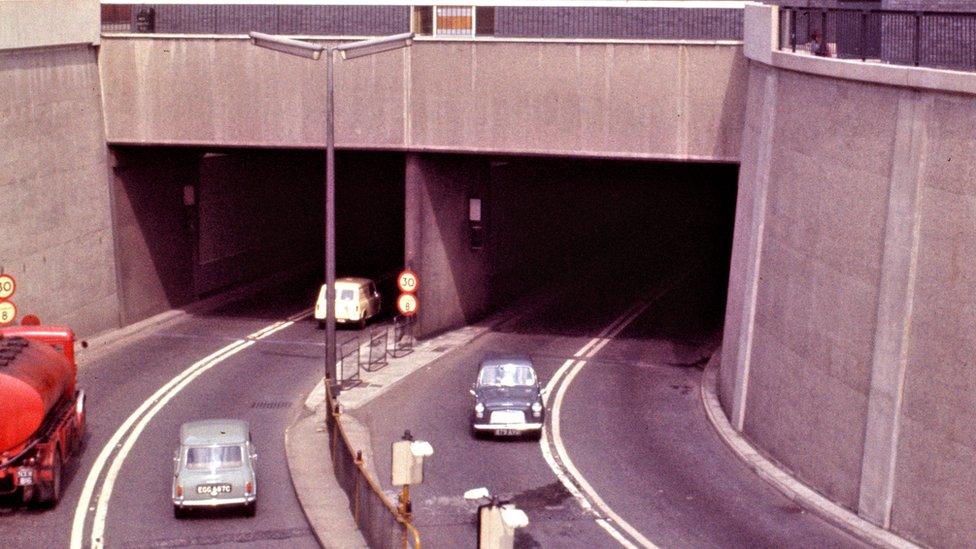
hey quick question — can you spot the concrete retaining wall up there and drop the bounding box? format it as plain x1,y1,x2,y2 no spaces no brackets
0,43,119,337
725,4,976,546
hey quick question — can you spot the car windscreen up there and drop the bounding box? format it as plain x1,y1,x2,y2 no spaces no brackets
186,445,244,470
338,289,356,301
478,363,536,387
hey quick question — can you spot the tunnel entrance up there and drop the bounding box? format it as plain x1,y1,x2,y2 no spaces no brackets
109,146,405,325
486,156,738,334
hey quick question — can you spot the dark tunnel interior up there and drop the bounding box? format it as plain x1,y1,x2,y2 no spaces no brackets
112,147,736,333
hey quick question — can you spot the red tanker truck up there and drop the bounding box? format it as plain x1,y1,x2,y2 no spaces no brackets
0,325,85,506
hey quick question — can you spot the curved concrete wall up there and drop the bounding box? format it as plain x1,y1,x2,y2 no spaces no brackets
723,4,976,547
98,37,746,162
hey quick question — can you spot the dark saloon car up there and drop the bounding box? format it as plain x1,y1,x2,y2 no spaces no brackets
470,356,545,439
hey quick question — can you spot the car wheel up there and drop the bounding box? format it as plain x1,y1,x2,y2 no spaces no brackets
471,427,487,440
317,320,325,330
358,316,366,330
244,501,257,517
35,448,62,507
174,505,187,519
530,429,543,442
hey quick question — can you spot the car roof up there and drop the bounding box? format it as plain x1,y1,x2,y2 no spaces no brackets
480,354,534,369
336,277,371,286
180,419,249,446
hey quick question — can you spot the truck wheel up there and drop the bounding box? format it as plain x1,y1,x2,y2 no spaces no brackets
36,450,62,507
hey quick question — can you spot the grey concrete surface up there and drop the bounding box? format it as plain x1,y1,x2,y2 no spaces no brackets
1,43,119,339
0,0,99,50
97,38,746,162
701,352,918,549
725,8,976,546
405,153,490,339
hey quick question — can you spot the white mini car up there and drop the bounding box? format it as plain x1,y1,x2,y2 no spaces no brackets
172,419,257,518
315,277,382,329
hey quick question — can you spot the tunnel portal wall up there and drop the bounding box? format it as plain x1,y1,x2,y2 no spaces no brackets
724,32,976,547
98,38,746,163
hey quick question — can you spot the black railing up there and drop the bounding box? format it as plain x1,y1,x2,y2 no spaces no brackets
779,6,976,71
101,3,743,41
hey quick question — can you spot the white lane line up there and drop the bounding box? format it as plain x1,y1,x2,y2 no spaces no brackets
597,519,641,549
541,285,674,549
72,308,313,549
70,340,249,549
552,355,658,549
90,341,255,548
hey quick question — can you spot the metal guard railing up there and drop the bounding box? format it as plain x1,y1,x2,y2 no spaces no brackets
324,379,421,549
778,5,976,72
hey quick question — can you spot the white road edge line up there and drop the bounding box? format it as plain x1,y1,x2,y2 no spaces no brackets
90,340,256,548
72,307,313,549
69,340,248,549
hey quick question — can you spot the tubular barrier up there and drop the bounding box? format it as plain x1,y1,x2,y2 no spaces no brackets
325,380,421,549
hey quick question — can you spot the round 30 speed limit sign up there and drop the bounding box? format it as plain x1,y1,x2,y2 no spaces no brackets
397,270,419,293
0,274,14,300
397,293,419,316
0,301,16,325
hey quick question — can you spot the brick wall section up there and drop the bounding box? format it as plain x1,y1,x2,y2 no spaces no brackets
883,0,976,12
493,7,743,39
141,4,410,35
117,4,741,40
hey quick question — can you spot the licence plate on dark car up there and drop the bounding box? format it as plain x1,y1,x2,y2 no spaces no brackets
495,429,520,436
196,483,232,496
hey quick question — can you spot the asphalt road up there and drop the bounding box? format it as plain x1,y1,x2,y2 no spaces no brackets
1,253,867,548
0,277,369,548
353,256,869,549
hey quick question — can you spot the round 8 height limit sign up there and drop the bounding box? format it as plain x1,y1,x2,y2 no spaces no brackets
397,294,418,316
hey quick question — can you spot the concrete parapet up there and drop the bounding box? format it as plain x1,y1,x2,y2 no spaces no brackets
0,0,99,51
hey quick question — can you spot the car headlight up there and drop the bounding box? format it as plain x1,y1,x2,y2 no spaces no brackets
531,401,543,417
474,402,485,418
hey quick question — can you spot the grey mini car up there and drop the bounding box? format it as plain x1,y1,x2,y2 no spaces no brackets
470,356,545,439
172,419,258,518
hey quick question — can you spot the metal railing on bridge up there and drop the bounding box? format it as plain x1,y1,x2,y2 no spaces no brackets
99,1,744,41
778,5,976,72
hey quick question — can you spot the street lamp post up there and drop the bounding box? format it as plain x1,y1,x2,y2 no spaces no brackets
249,31,414,398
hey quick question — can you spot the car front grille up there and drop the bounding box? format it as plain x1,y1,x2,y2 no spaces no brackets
489,410,525,424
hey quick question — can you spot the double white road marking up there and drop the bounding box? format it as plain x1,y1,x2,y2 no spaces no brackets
70,308,311,549
540,289,672,549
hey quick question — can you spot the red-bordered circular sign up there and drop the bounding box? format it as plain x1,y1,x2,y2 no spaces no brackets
397,270,419,293
0,274,15,300
0,301,17,325
397,293,419,316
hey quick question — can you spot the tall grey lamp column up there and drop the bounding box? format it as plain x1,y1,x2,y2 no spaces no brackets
249,31,414,398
